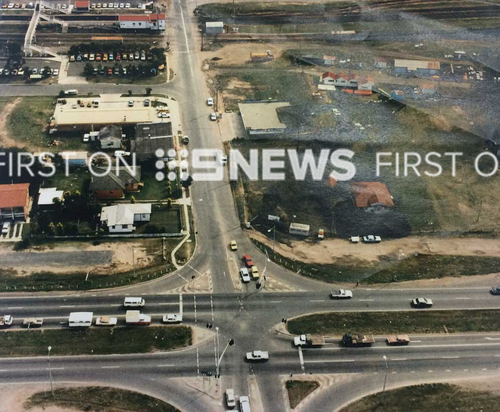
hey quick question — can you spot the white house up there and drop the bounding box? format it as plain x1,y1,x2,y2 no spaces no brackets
38,187,64,207
118,14,166,31
100,204,152,233
356,76,374,91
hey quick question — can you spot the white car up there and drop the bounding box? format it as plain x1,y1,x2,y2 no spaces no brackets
210,113,217,121
95,316,118,326
8,3,14,8
219,155,228,166
119,2,124,7
1,222,11,235
162,314,182,323
83,134,90,142
125,2,130,7
363,235,381,243
52,69,59,76
330,289,353,299
225,389,236,408
240,268,251,283
239,396,251,411
114,150,131,157
207,97,214,106
246,350,269,361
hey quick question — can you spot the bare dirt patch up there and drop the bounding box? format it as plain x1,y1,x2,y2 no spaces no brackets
0,97,23,148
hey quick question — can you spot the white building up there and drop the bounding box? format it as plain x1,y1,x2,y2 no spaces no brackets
38,187,64,207
100,204,152,233
206,21,224,35
118,14,166,31
289,223,310,236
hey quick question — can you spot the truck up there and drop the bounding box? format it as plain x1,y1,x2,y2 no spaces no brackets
386,334,410,346
341,333,375,347
293,334,325,347
68,312,93,327
125,310,151,325
22,318,43,328
95,316,118,326
0,315,13,327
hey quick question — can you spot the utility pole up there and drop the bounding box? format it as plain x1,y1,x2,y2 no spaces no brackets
216,338,235,380
215,327,220,381
267,226,276,255
48,346,54,396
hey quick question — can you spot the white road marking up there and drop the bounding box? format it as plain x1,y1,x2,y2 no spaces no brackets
309,300,325,303
7,307,23,309
157,364,175,367
442,356,460,359
178,0,194,79
391,371,397,374
463,369,469,371
391,358,407,361
158,303,177,306
411,340,422,343
101,366,120,369
446,370,451,372
305,360,355,363
428,370,433,373
482,368,488,371
0,370,7,372
485,337,500,341
59,305,75,308
359,299,374,302
50,367,65,371
269,301,282,303
456,297,471,300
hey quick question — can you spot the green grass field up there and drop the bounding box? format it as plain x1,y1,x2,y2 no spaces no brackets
287,309,500,336
340,383,500,412
25,386,180,412
0,326,192,357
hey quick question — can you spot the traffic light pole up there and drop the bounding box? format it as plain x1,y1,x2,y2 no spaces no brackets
216,339,234,379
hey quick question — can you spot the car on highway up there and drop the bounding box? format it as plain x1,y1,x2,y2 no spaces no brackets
251,266,259,279
207,97,214,106
225,388,236,408
246,350,269,362
210,113,217,121
411,298,433,308
491,286,500,295
0,315,13,328
124,297,145,307
240,268,251,283
242,254,254,268
330,289,353,299
2,222,11,235
162,314,182,324
363,235,381,243
230,240,237,251
95,316,118,326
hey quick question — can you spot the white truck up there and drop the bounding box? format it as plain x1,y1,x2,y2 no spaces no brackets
125,310,151,325
293,334,325,347
68,312,93,327
0,315,13,328
246,350,269,361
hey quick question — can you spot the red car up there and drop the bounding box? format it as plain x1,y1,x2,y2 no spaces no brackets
242,254,254,268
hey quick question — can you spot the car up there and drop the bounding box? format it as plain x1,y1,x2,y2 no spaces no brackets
491,286,500,295
76,54,82,62
116,53,121,61
230,240,237,251
83,53,89,60
137,2,142,8
363,235,381,243
69,55,75,62
62,3,67,8
0,315,13,327
3,70,9,76
17,68,24,76
242,254,254,268
239,396,251,411
114,150,131,157
219,154,228,166
207,97,214,106
134,51,140,59
240,268,251,283
144,99,150,107
162,314,182,323
411,298,433,308
52,69,59,76
246,350,269,361
318,229,325,239
128,100,134,107
225,389,236,408
31,68,38,75
89,54,95,61
210,113,217,121
125,2,130,7
122,68,127,75
95,316,118,326
114,2,118,7
162,113,170,118
97,2,101,7
122,53,127,60
96,53,102,61
114,68,120,75
251,266,259,279
140,52,146,61
102,2,107,7
109,53,114,61
8,3,14,8
103,53,108,62
108,2,113,6
83,134,90,142
1,222,11,235
107,68,113,75
330,289,353,299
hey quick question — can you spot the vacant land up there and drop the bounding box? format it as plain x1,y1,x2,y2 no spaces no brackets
0,326,192,357
340,383,500,412
287,310,500,336
286,380,320,409
25,386,180,412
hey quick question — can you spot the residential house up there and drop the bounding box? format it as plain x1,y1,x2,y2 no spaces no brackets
323,55,336,66
355,76,374,91
100,203,152,233
351,182,394,208
374,57,389,69
420,83,437,95
90,166,142,199
74,0,90,11
0,183,30,221
391,90,404,100
320,72,336,85
37,187,64,208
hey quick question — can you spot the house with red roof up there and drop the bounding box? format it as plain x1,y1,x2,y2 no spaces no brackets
0,183,31,221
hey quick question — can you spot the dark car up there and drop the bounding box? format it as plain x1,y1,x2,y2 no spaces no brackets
411,298,433,308
491,286,500,295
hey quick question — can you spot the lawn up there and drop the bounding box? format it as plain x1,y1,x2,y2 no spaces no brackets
0,326,192,357
340,383,500,412
286,380,320,409
126,170,181,201
41,166,91,194
135,204,182,234
287,309,500,336
25,387,180,412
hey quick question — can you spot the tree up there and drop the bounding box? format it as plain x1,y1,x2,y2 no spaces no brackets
59,90,65,98
145,87,152,96
43,66,51,77
83,63,94,77
128,90,133,96
130,196,136,204
166,198,172,208
56,222,64,235
48,222,55,235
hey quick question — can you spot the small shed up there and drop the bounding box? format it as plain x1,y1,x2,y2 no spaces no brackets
206,21,224,35
63,151,88,167
38,187,64,207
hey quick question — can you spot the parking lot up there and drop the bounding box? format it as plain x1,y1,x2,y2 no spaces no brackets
0,59,61,82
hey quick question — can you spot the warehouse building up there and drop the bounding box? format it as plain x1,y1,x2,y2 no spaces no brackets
118,14,166,31
238,101,290,135
394,59,440,75
205,21,224,35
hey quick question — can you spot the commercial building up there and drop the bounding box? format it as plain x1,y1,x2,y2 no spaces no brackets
118,14,166,31
90,167,143,199
394,59,440,75
0,183,30,221
320,72,373,91
352,182,394,208
205,21,224,35
74,0,90,11
238,101,290,135
100,203,152,233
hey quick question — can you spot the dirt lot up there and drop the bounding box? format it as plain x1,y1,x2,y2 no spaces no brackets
251,230,500,265
0,97,23,149
0,241,151,276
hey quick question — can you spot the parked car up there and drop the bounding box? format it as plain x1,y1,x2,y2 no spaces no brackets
363,235,381,243
144,99,150,107
1,222,11,235
128,100,134,107
240,268,251,283
89,54,95,61
207,97,214,106
210,113,217,121
330,289,353,299
251,266,259,279
52,69,59,76
114,150,131,157
230,240,237,251
69,55,76,62
109,53,114,61
411,298,433,308
225,389,236,408
242,254,254,268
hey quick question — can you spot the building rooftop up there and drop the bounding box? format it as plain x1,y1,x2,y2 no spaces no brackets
206,21,224,27
118,13,165,21
90,167,142,192
352,182,394,208
394,59,440,71
101,204,152,227
38,188,64,206
0,183,29,208
238,101,290,131
135,122,173,139
131,137,174,160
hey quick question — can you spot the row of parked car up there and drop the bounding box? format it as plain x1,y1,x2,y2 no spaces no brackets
91,2,140,8
0,67,59,76
3,2,35,9
70,50,151,62
89,66,157,76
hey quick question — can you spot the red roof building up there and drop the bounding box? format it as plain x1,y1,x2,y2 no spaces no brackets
351,182,394,208
0,183,31,221
74,0,90,10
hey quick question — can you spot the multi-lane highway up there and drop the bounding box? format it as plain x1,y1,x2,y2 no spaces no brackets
1,0,500,410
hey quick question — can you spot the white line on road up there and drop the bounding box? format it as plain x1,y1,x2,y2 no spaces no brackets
305,360,355,363
196,347,200,376
0,370,7,372
428,370,433,373
7,307,23,309
359,299,374,302
50,367,65,371
101,366,120,369
442,356,460,359
391,358,407,361
446,370,451,372
158,303,177,306
59,305,75,308
463,369,469,371
157,364,175,367
269,301,282,303
309,300,325,303
456,297,471,300
482,368,488,371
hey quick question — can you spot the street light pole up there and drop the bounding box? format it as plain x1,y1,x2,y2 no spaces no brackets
215,327,220,381
267,226,276,255
48,346,54,396
382,355,388,404
132,248,136,276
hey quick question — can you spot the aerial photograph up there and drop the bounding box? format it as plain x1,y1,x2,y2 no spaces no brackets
1,0,500,411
